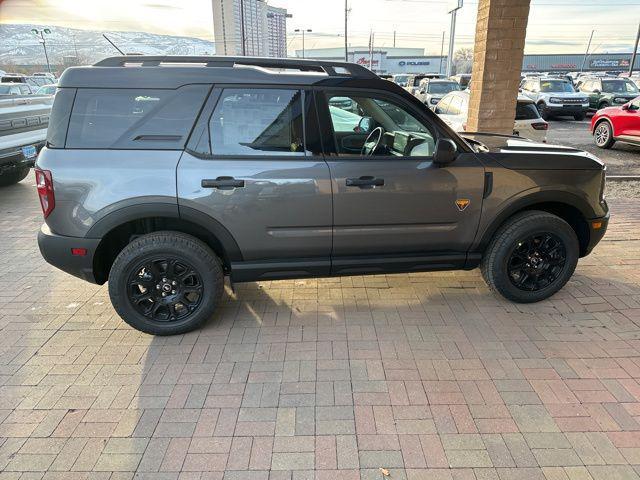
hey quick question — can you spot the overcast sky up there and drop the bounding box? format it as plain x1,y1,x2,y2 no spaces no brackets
1,0,639,55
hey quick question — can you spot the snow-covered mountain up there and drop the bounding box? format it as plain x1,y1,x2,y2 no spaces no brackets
0,24,216,66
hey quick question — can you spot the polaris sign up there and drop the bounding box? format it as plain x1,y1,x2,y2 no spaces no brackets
398,60,431,66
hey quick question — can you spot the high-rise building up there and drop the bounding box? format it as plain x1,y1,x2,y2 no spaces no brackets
266,5,288,58
212,0,288,57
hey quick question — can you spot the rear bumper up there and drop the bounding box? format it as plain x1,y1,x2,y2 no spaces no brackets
0,140,45,173
584,210,609,256
38,224,101,284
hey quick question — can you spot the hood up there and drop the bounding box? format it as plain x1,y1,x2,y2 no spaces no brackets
544,92,588,99
461,133,605,171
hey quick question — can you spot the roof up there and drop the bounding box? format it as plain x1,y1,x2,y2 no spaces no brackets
58,55,381,89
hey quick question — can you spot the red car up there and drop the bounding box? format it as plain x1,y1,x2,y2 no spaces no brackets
591,96,640,149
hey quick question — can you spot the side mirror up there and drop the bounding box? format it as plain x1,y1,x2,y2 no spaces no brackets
434,106,443,114
433,139,457,166
354,116,374,134
593,89,601,94
622,103,630,111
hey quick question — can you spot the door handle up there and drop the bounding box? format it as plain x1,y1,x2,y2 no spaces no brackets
201,176,245,190
346,176,384,188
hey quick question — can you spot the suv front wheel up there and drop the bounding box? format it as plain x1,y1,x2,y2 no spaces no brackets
481,211,579,303
108,231,224,335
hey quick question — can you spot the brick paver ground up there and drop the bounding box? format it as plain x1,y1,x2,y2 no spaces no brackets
1,176,640,480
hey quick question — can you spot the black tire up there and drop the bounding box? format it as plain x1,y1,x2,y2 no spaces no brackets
0,166,30,187
537,103,550,120
481,211,579,303
598,102,610,110
593,120,615,149
573,113,585,121
108,231,224,335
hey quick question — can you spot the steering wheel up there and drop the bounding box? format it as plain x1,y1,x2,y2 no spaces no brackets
361,127,384,156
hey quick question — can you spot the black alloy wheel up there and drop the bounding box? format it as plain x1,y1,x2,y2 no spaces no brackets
507,233,567,291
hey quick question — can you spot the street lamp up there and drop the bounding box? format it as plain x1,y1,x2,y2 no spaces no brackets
294,29,312,59
446,0,463,77
31,28,52,74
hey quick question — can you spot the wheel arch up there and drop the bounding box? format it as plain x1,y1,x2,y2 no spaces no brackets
475,192,594,258
593,116,615,138
89,204,242,284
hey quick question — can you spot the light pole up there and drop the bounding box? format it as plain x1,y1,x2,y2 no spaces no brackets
31,28,52,73
629,22,640,77
580,30,594,73
446,0,463,77
295,29,312,58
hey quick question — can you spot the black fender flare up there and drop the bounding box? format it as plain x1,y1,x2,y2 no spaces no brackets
473,190,596,253
86,202,243,263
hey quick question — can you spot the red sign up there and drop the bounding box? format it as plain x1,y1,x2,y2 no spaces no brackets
356,56,379,66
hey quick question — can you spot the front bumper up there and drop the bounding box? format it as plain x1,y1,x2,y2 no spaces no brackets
0,140,45,173
543,104,588,115
38,224,101,284
584,210,609,256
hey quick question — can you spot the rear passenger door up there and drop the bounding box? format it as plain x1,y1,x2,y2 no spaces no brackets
177,87,332,280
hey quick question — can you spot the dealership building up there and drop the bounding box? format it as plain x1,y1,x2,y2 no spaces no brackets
295,47,640,75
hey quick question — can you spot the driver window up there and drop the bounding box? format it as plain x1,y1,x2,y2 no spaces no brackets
325,93,436,157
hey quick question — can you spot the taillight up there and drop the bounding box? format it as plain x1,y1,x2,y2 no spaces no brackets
531,122,548,131
35,169,55,218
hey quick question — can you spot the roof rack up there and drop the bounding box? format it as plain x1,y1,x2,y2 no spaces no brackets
93,55,378,79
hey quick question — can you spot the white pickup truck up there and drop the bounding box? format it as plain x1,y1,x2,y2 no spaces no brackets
0,94,52,186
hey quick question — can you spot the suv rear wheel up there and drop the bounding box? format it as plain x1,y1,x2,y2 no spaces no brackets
481,211,579,303
536,102,550,120
0,166,30,187
108,231,224,335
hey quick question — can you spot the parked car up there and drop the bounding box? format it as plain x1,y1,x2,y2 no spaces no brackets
450,74,471,89
590,95,640,149
32,72,57,83
0,84,31,96
0,94,52,186
36,56,608,335
403,73,447,95
578,77,640,112
0,74,41,93
392,74,410,87
435,91,548,143
35,84,57,95
520,77,589,120
415,78,460,108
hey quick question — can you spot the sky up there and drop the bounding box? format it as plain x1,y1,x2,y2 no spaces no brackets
1,0,639,55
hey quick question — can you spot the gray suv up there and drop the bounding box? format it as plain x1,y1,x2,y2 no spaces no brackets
37,56,609,335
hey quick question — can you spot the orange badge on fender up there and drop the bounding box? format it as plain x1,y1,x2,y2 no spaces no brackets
455,199,470,211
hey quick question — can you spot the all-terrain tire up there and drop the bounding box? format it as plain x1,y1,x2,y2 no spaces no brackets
0,166,30,187
480,211,579,303
108,231,224,335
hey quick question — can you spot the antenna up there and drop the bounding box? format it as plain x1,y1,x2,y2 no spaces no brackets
103,34,125,55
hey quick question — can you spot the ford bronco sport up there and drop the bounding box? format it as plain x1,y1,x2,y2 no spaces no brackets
36,56,609,335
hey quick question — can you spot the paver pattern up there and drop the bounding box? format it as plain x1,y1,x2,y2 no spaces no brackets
1,176,640,480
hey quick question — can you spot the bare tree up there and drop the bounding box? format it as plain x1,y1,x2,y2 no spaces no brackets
453,47,474,75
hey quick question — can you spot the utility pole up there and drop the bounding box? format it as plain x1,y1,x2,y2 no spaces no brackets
239,0,246,56
629,22,640,76
446,0,463,77
368,30,374,70
580,30,594,72
393,30,396,48
31,28,52,73
439,31,445,73
295,29,312,58
344,0,349,61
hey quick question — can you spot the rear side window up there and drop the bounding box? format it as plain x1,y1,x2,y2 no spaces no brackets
208,88,305,156
47,88,76,148
515,102,540,120
66,85,209,149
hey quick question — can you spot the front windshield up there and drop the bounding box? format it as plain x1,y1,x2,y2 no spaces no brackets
602,80,639,94
539,80,575,93
428,82,460,95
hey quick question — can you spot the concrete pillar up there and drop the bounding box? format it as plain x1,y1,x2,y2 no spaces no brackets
467,0,531,134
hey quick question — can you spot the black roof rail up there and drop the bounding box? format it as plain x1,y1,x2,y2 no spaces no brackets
93,55,379,79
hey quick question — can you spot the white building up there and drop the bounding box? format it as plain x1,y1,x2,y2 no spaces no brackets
212,0,288,57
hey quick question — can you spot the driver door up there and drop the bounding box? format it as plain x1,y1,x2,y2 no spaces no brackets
316,89,485,274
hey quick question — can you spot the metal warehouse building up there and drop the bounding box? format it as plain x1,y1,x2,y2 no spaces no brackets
296,47,640,75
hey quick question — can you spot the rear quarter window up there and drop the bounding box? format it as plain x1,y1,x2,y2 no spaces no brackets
515,102,540,120
46,88,76,148
66,85,210,149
